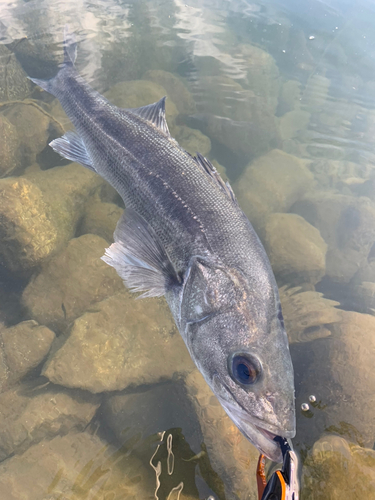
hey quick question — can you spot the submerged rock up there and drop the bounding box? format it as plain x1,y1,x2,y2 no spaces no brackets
174,125,211,156
0,164,104,275
0,44,32,102
260,213,327,286
0,431,152,500
190,107,280,163
293,310,375,450
0,383,100,462
143,69,197,115
3,103,50,167
279,286,342,344
233,149,313,231
291,193,375,282
184,370,259,500
78,201,123,242
0,114,21,177
104,79,179,131
42,293,194,393
0,320,55,391
22,234,123,334
302,435,375,499
239,43,280,114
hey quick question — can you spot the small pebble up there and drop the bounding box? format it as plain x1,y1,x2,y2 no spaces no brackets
301,403,310,411
309,395,316,403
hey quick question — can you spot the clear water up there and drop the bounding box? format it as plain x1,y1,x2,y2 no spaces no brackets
0,0,375,498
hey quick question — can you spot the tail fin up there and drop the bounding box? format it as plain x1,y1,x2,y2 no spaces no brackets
28,25,77,95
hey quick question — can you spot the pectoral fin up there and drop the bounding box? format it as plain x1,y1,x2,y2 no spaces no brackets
102,209,180,298
49,131,95,171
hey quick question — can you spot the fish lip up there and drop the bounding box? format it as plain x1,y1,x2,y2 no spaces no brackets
214,376,294,462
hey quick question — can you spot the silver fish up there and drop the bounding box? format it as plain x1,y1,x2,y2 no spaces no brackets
31,28,295,462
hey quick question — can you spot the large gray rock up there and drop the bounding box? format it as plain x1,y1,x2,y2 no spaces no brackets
0,383,100,461
302,435,375,499
260,213,327,285
0,320,55,392
0,164,104,275
291,193,375,282
42,292,194,393
233,149,313,231
293,311,375,450
0,431,152,500
22,234,123,334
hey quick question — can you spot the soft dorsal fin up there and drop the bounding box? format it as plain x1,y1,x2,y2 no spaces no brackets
194,153,238,206
128,97,170,136
102,208,180,298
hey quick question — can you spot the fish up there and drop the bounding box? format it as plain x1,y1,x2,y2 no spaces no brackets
30,28,295,462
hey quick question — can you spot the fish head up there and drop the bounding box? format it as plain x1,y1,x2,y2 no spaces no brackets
178,256,295,462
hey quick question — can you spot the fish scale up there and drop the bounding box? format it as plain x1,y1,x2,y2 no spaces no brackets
30,27,295,463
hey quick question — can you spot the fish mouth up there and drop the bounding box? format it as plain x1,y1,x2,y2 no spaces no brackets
215,378,294,462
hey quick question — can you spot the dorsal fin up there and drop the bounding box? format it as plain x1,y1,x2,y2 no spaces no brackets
194,153,238,206
128,97,170,136
63,25,77,65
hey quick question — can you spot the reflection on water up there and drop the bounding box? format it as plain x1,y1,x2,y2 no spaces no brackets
0,0,375,498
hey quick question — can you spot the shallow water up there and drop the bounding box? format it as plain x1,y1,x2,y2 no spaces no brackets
0,0,375,498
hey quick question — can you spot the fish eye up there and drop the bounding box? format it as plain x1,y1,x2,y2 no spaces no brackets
229,353,262,386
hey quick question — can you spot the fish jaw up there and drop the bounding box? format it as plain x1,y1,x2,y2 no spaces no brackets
218,393,294,462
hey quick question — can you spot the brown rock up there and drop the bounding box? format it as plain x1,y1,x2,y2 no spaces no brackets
260,213,327,285
3,103,50,166
0,45,32,102
78,201,123,242
0,320,55,390
0,115,21,177
234,149,313,231
294,311,375,450
0,164,104,274
291,193,375,282
184,370,259,500
280,286,342,344
104,79,179,130
42,293,194,393
174,125,211,156
302,435,375,499
143,69,196,115
0,383,100,461
22,234,124,334
0,431,152,500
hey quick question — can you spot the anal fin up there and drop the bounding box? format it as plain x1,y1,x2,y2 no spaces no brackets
49,131,95,171
102,209,180,298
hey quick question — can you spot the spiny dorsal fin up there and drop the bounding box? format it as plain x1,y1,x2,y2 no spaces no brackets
102,208,180,298
128,97,170,136
194,152,238,206
63,25,77,65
